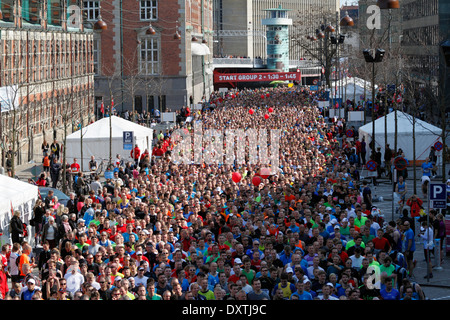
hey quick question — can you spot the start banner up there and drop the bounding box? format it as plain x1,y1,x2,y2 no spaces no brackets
214,72,301,83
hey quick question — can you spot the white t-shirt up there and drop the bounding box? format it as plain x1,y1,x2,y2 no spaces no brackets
64,271,85,295
8,252,20,276
318,295,339,300
46,225,56,240
349,254,364,269
134,275,149,288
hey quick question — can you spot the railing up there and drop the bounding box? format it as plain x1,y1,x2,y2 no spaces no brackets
212,58,321,74
295,60,322,68
213,57,266,65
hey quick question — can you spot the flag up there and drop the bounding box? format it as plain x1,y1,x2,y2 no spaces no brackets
100,100,104,114
111,97,115,114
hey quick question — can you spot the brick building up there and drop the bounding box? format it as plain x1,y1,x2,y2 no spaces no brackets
0,0,95,167
91,0,214,115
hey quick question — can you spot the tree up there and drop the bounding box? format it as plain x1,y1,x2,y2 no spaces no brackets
0,83,35,178
103,66,124,166
401,25,449,184
291,6,340,88
57,78,83,193
122,52,143,123
145,72,169,116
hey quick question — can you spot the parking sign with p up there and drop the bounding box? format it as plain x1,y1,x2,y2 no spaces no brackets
429,183,446,209
123,131,134,150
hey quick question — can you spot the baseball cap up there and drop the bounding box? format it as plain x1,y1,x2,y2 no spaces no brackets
330,219,338,224
136,251,143,255
27,279,36,285
234,258,242,265
286,267,293,273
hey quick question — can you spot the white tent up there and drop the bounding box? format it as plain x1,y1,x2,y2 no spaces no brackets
358,111,443,162
0,175,38,246
65,116,154,170
332,77,377,102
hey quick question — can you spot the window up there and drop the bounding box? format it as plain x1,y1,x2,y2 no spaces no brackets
139,37,159,75
1,0,14,22
84,1,100,21
93,38,101,74
158,95,166,112
140,0,157,21
48,0,62,25
135,96,143,113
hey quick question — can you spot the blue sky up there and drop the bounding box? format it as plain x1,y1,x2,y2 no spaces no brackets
340,0,358,7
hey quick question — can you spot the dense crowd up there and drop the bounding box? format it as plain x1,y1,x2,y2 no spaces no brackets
1,86,442,301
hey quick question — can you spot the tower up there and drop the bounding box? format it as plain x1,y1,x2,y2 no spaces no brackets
261,4,292,72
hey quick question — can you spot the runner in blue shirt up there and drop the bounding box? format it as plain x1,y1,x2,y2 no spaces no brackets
421,157,433,177
380,276,400,300
401,221,416,279
290,281,313,300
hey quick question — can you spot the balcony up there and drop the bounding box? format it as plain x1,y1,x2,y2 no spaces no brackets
211,58,321,76
212,57,266,68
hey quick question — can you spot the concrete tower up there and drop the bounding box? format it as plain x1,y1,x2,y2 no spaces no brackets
261,5,292,71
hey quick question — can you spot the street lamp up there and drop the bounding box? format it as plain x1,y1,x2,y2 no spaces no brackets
340,11,354,27
146,23,156,35
93,15,107,30
376,0,400,9
363,48,385,156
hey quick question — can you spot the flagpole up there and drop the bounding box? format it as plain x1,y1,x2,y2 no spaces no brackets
110,97,113,167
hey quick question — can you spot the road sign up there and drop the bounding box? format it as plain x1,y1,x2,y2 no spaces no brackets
430,183,446,200
346,129,354,138
394,157,407,171
430,183,446,209
310,85,318,91
431,200,447,209
313,79,319,85
366,160,377,172
434,141,443,151
123,131,134,150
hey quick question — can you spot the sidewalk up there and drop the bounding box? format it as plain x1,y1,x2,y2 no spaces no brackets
366,171,450,289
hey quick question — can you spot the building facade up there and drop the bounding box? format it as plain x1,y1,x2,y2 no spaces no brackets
91,0,214,114
213,0,339,61
401,0,440,86
0,0,94,166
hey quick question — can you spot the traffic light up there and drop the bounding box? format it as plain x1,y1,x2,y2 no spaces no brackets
363,49,385,63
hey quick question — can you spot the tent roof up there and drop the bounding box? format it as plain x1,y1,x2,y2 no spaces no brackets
0,175,38,210
66,116,153,140
358,111,442,135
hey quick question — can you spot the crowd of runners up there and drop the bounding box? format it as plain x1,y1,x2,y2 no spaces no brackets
1,86,437,301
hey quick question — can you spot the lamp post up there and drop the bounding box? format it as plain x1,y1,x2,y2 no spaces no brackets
363,48,385,157
339,11,354,108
